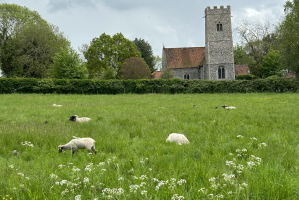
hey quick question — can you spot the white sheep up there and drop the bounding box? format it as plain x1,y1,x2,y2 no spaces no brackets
53,104,62,107
166,133,190,145
221,105,236,110
69,115,92,122
58,137,97,155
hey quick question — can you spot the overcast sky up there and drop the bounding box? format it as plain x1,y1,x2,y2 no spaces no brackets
1,0,286,57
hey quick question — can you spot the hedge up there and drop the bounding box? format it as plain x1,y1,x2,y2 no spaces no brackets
0,78,298,94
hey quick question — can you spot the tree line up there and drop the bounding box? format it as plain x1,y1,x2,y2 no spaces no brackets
0,1,298,80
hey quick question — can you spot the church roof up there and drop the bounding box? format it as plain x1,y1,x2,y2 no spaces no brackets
164,47,205,69
235,65,250,76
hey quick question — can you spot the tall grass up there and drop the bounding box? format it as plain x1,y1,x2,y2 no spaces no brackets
0,93,298,199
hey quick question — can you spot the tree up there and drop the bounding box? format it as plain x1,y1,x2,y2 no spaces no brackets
234,20,277,77
153,55,162,71
133,38,156,73
160,68,174,79
278,0,299,78
83,33,141,79
260,49,282,78
120,57,151,79
49,47,87,79
0,3,69,78
14,23,69,78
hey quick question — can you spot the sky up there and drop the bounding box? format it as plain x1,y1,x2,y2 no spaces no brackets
0,0,287,57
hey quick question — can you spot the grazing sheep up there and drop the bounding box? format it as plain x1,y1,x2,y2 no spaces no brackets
13,150,19,156
58,137,97,155
221,105,236,110
53,104,62,107
69,115,92,122
166,133,190,145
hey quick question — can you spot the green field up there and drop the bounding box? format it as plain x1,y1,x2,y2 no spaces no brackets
0,93,298,200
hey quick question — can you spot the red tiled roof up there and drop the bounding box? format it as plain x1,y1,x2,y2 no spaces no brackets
284,71,296,78
235,65,250,76
164,47,205,69
152,71,162,79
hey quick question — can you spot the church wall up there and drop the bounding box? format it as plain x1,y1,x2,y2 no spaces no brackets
171,67,200,80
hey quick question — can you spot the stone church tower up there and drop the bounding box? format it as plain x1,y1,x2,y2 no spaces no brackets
204,5,235,80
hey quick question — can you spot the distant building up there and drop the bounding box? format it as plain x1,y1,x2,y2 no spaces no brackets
284,71,296,79
162,5,235,80
152,71,162,79
235,65,250,78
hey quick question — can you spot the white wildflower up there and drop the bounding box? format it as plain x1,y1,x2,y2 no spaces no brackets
9,165,14,169
140,175,148,181
259,143,267,147
141,190,147,195
118,177,124,181
50,173,58,179
83,177,89,183
177,179,187,185
61,188,69,196
18,173,24,177
209,177,216,182
75,195,81,200
97,162,105,166
236,135,243,138
60,180,68,185
171,194,185,200
250,137,257,140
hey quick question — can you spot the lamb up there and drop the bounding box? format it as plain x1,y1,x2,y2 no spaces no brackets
69,115,92,122
166,133,190,145
221,105,236,110
58,137,97,155
53,104,62,107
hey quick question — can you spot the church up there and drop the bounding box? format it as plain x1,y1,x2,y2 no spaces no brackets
161,5,248,80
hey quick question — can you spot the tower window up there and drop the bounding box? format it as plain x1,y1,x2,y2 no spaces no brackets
218,67,225,79
217,23,223,31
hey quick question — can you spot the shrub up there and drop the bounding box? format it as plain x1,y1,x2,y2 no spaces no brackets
236,74,257,80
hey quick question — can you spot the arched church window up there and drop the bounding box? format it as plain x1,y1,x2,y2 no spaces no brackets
217,22,223,31
218,67,225,79
184,73,190,80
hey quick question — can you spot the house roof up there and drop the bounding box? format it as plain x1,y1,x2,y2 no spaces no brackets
284,71,296,78
235,65,250,76
164,47,205,69
152,71,162,79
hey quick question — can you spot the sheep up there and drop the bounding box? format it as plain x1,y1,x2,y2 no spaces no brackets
166,133,190,145
69,115,92,122
221,105,236,110
13,150,19,156
53,104,62,107
58,137,97,155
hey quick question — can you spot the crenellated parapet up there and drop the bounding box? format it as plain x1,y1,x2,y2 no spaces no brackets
205,5,231,15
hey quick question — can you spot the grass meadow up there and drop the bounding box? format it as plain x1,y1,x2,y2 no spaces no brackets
0,93,298,200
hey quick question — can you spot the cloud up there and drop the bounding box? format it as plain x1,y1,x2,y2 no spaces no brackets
47,0,97,12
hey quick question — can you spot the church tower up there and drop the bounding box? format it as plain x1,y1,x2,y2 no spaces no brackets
204,5,235,80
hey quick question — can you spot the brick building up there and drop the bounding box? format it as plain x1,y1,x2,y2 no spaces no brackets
162,5,235,80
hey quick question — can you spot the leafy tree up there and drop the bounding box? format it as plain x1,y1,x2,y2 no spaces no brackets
83,33,141,79
160,68,174,79
153,55,162,71
133,38,156,73
234,20,278,77
120,57,151,79
260,49,282,78
278,0,299,78
14,23,69,78
49,47,87,79
0,3,69,78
